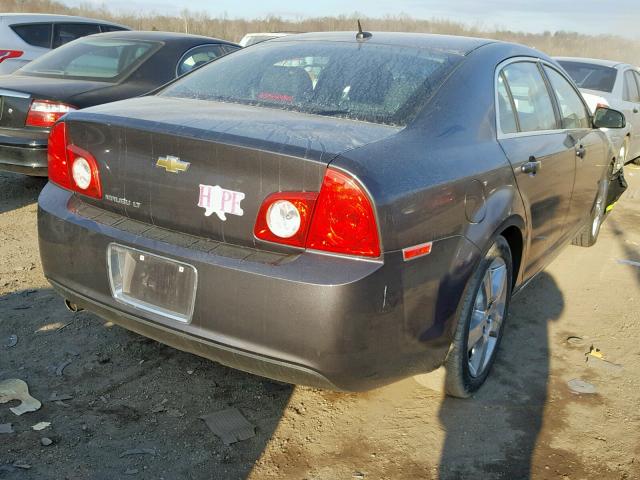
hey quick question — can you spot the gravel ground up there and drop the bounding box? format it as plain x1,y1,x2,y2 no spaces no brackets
0,168,639,479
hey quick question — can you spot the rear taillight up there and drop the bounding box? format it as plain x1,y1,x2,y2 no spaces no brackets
47,122,70,188
307,169,380,257
26,100,76,128
254,192,318,247
254,168,380,258
0,49,23,63
47,122,102,199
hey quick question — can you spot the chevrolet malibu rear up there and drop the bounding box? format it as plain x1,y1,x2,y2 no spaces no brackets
38,32,614,395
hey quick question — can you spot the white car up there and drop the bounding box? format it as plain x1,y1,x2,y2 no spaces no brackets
238,32,293,47
556,57,640,166
0,13,128,74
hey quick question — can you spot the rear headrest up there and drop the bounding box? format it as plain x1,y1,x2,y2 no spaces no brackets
594,73,612,91
258,66,313,102
348,68,394,105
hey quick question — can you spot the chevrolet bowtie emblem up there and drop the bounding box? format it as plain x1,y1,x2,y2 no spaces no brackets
156,155,190,173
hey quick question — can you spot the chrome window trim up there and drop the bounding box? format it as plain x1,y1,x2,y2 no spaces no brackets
175,43,225,77
495,56,593,140
541,61,593,129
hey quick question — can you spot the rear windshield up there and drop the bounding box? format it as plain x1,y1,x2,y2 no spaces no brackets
19,37,160,81
160,40,463,126
558,61,618,93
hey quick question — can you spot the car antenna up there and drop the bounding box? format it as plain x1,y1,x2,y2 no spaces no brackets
356,19,372,41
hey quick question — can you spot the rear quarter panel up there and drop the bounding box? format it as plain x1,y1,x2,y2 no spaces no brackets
332,42,529,272
330,43,531,348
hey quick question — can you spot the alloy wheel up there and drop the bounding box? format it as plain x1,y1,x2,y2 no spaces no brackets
467,257,508,378
592,188,605,238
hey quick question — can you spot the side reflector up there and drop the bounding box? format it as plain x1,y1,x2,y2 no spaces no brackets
402,242,432,261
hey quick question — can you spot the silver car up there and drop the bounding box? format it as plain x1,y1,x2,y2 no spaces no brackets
556,57,640,167
238,32,293,47
0,13,128,74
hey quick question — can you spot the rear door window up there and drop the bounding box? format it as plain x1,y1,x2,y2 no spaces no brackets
501,62,558,133
10,23,52,48
222,44,240,55
53,23,101,48
177,44,227,76
633,71,640,101
623,70,640,103
496,72,518,134
543,66,591,129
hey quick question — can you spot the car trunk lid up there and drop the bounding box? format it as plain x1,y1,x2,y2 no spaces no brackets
0,88,32,128
66,96,400,249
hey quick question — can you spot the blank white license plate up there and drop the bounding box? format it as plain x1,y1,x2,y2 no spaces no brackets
107,244,197,323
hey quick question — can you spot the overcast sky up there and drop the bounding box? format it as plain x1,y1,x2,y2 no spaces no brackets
67,0,640,37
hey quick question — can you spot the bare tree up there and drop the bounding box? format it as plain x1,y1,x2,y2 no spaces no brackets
2,0,638,64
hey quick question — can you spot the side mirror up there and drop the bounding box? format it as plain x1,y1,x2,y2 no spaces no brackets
593,106,626,129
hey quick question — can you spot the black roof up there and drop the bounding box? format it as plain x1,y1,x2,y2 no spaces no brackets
269,31,496,55
90,30,238,46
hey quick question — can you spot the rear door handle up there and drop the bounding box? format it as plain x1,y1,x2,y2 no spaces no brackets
521,156,541,175
576,145,586,158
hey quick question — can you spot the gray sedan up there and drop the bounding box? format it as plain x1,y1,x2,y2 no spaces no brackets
37,32,625,397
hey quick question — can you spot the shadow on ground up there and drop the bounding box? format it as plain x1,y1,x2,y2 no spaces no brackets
0,173,46,215
608,217,640,286
0,288,292,480
438,272,564,479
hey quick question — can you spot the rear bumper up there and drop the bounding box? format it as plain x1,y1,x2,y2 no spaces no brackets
0,129,48,176
38,183,480,391
50,278,341,389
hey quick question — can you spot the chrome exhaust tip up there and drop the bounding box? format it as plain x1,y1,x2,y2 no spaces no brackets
64,299,83,313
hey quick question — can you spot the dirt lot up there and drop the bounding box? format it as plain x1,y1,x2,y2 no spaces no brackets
0,168,639,480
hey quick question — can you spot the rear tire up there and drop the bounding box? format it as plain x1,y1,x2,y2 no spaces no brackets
572,180,606,247
444,236,513,398
619,136,640,165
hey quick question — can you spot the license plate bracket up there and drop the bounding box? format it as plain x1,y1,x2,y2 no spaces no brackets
107,243,197,323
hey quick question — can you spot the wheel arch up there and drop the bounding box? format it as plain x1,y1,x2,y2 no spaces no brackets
463,180,527,287
466,213,526,287
499,223,524,288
